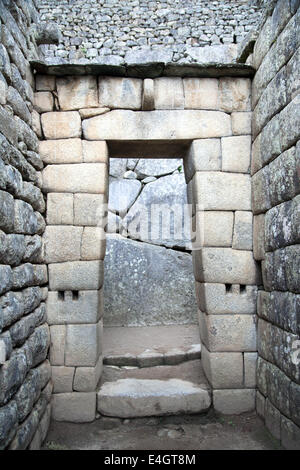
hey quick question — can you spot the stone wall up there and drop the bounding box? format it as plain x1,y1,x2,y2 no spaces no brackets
250,0,300,450
37,0,262,64
0,0,51,450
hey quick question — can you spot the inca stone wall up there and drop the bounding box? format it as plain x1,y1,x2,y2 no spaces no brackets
37,0,262,64
104,157,198,327
250,0,300,450
0,0,51,450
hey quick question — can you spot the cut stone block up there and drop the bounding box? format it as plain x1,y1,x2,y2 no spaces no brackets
74,193,107,226
49,325,66,366
199,310,257,352
142,78,154,111
213,389,256,414
39,139,82,164
34,92,54,113
134,158,182,179
232,211,253,250
193,248,260,284
195,283,257,314
65,321,102,367
192,172,251,210
82,141,108,163
219,78,251,112
98,77,142,110
52,366,75,393
81,227,106,260
41,112,81,139
49,260,104,291
154,77,184,109
79,108,110,119
108,178,141,217
192,211,233,247
184,139,221,183
221,135,251,173
244,352,257,387
265,399,281,440
47,290,102,325
36,75,55,91
73,356,103,392
201,345,243,388
44,226,83,263
183,78,219,110
97,378,211,418
42,163,108,194
57,76,98,110
46,193,74,225
52,392,96,423
231,112,252,135
82,110,232,141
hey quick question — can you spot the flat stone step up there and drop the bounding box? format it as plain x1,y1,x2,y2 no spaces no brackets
103,325,201,367
97,378,211,418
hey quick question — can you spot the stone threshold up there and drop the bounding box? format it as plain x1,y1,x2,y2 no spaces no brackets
30,60,255,78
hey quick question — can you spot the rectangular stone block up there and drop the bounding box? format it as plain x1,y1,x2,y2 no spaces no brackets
51,392,96,423
98,77,142,110
213,389,256,414
257,290,297,335
34,92,54,113
49,325,66,366
221,135,251,173
154,77,184,109
74,193,107,226
193,248,260,285
65,321,102,367
253,214,265,260
251,133,262,176
199,310,257,352
41,112,81,139
268,147,298,206
73,355,103,392
44,226,83,263
219,78,251,113
47,290,103,325
196,282,257,314
265,399,281,440
279,86,300,152
82,140,108,163
42,163,108,194
81,227,106,261
251,166,271,215
52,366,75,393
82,110,232,141
183,78,219,110
39,139,82,164
232,211,253,250
192,172,251,210
260,114,282,167
46,193,74,225
192,211,233,247
49,260,104,291
244,352,257,387
231,112,252,135
57,76,98,110
184,139,221,183
201,344,243,389
36,75,56,91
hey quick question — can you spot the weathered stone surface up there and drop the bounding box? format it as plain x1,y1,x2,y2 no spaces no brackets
219,78,251,112
183,78,218,110
109,158,127,178
251,167,271,215
82,110,232,141
268,147,298,206
199,311,256,352
103,235,197,327
44,226,83,263
47,289,102,325
49,325,66,366
82,140,108,163
0,232,25,266
265,399,281,440
221,136,251,173
192,211,233,247
9,304,46,348
73,356,103,392
201,345,243,389
34,92,54,113
14,200,38,235
46,193,74,225
52,366,75,393
41,111,81,139
122,174,191,249
231,112,252,135
52,392,96,423
184,139,221,183
81,227,106,261
260,114,281,167
154,77,184,110
0,400,18,450
39,138,82,164
36,75,56,91
142,78,154,111
65,321,102,367
196,283,257,314
185,44,238,64
232,211,253,250
57,76,98,110
244,352,257,388
8,408,39,450
7,86,31,124
257,290,298,335
264,201,294,252
0,190,14,233
213,389,256,414
192,172,251,211
74,193,106,226
134,158,182,179
79,107,110,119
42,163,107,194
193,248,260,285
0,265,13,295
49,260,104,291
281,415,300,450
106,211,122,233
253,214,265,261
108,177,141,217
97,378,210,418
98,77,142,110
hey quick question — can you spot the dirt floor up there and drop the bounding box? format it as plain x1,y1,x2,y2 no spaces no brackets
43,412,282,451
